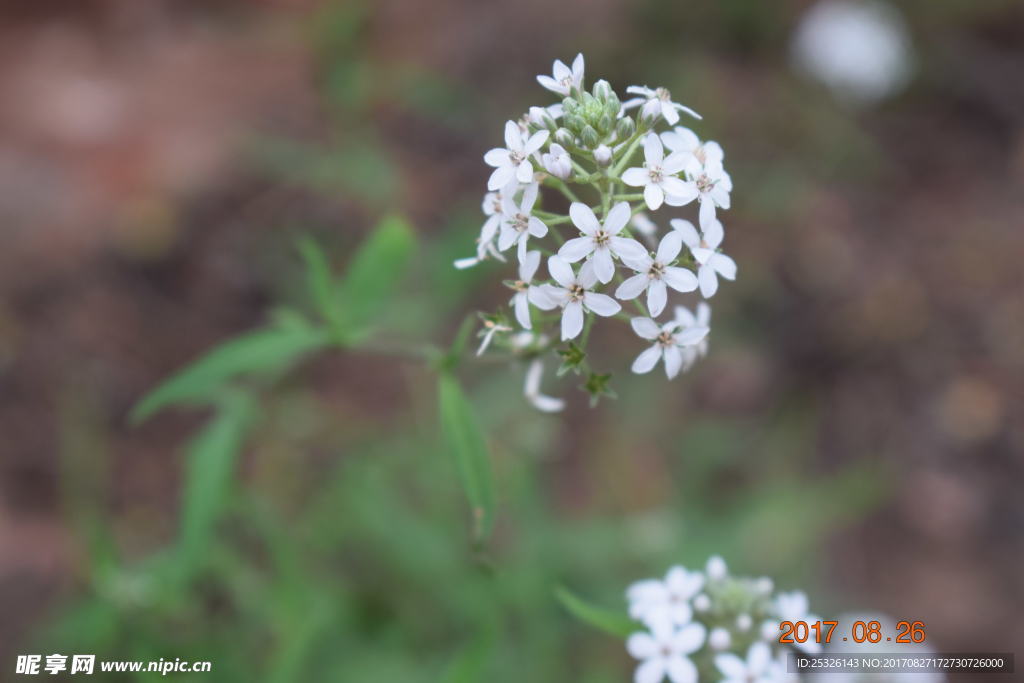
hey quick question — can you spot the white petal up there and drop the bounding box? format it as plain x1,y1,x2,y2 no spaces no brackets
484,148,511,166
561,301,584,340
593,247,616,284
644,184,664,211
665,567,704,599
583,292,621,316
569,202,600,235
663,345,683,379
577,259,599,289
631,317,661,340
747,642,771,674
696,302,711,326
571,53,585,80
635,658,666,683
675,326,709,346
497,225,517,252
673,623,706,654
665,656,696,683
610,236,649,263
711,253,736,280
674,305,696,328
520,182,539,211
661,151,689,175
710,184,731,209
515,159,535,183
690,247,715,266
529,393,565,413
662,180,698,206
487,164,515,191
662,267,698,293
674,102,701,120
519,250,541,281
698,197,716,230
656,231,683,263
528,284,562,310
670,219,700,247
646,280,667,317
702,217,724,248
547,255,576,288
715,654,747,679
604,201,632,235
621,167,650,187
504,120,521,150
632,345,662,374
643,134,664,165
524,358,543,396
661,127,699,153
536,75,561,93
616,274,649,301
698,266,718,298
559,236,595,262
514,293,532,329
524,130,550,155
453,256,479,269
661,100,680,125
528,216,548,238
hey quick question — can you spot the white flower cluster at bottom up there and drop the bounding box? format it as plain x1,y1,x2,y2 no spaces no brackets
626,557,820,682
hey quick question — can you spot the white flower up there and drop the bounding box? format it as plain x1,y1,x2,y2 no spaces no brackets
627,615,705,683
630,317,709,380
476,319,511,356
528,256,621,341
660,126,725,171
536,53,585,96
509,250,541,328
716,642,775,683
622,85,701,126
616,231,698,316
594,143,612,166
673,302,711,371
774,591,822,654
627,566,705,626
681,152,732,229
542,143,572,179
692,594,711,612
498,182,548,261
621,135,693,211
558,202,647,284
671,218,736,298
523,359,565,413
484,121,549,190
792,0,911,106
736,613,753,631
705,555,728,581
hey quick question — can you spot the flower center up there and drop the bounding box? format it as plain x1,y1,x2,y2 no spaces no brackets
594,230,610,247
657,330,675,347
510,150,526,165
696,173,714,194
512,213,529,233
647,166,664,183
656,87,671,102
660,645,673,658
648,262,665,279
513,279,527,292
568,284,586,302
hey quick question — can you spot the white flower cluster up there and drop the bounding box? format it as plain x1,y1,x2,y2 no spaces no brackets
626,557,819,682
456,54,736,410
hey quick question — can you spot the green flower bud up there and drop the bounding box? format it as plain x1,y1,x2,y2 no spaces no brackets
592,79,614,102
580,125,599,149
554,128,575,148
615,116,636,140
597,113,614,135
564,114,585,133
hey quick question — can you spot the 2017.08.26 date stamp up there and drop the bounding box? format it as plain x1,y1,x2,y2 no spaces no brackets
778,619,926,645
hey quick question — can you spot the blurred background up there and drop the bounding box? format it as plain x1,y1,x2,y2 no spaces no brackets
2,0,1023,680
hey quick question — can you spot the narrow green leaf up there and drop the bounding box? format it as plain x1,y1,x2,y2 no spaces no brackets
297,237,338,325
555,585,638,638
131,324,328,423
441,626,493,683
438,372,494,541
336,214,415,342
176,391,255,572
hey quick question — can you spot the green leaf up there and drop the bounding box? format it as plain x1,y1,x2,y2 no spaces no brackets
336,214,415,342
555,585,638,638
437,372,494,542
297,237,337,322
131,324,328,423
176,391,255,572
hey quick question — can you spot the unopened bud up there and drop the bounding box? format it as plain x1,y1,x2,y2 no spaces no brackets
709,627,731,651
594,144,612,167
580,125,599,149
554,128,575,148
592,79,614,102
528,106,557,132
597,113,613,135
564,114,585,133
615,116,635,140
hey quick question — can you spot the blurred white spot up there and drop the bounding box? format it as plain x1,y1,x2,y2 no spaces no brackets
792,0,912,106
